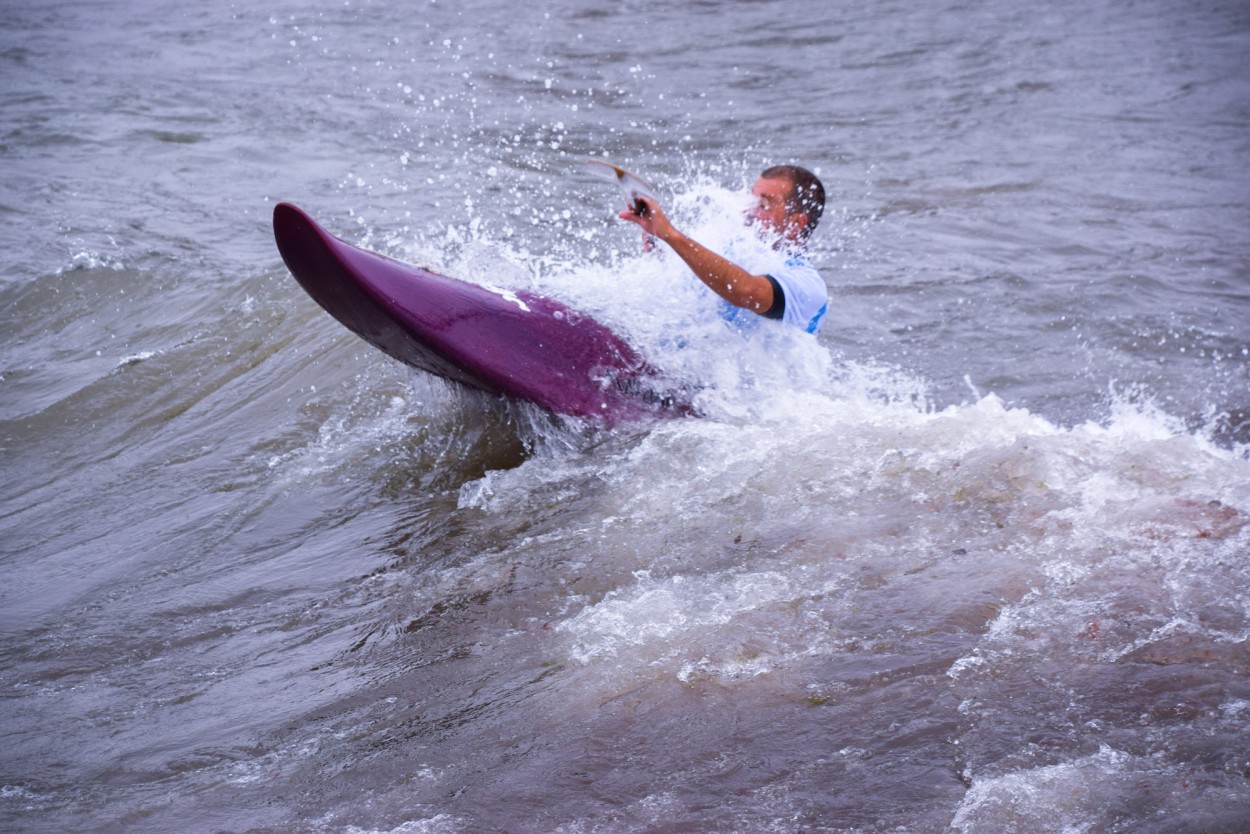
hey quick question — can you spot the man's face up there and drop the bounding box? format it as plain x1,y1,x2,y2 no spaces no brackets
747,176,807,243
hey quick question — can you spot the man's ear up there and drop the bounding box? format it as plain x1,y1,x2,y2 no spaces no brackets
788,212,810,240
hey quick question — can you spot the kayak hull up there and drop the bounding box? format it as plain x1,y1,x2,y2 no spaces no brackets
273,202,687,424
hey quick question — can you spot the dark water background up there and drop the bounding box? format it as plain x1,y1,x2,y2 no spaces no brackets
2,1,1249,832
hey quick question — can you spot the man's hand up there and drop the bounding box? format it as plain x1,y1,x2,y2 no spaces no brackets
618,196,672,241
618,195,667,253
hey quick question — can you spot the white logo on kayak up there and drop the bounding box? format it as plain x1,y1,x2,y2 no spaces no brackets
481,284,531,313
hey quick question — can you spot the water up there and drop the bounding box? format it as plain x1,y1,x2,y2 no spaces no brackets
2,0,1249,831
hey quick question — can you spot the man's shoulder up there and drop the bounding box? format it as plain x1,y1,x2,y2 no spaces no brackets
782,252,819,272
773,254,825,293
770,253,828,333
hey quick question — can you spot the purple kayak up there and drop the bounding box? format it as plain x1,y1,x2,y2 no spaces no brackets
273,203,689,425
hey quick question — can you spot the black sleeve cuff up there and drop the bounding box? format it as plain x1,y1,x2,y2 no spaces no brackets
762,274,786,320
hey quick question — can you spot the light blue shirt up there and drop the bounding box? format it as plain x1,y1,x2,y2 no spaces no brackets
717,249,828,334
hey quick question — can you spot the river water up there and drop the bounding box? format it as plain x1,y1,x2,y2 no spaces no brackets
3,1,1249,832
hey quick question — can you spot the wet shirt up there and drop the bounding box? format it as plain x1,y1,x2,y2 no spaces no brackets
717,249,829,334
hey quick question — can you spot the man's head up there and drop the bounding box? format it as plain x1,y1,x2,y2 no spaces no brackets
748,165,826,246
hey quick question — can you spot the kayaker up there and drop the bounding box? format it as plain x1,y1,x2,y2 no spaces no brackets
619,165,828,334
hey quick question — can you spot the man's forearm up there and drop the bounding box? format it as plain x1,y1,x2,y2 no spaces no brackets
659,229,774,313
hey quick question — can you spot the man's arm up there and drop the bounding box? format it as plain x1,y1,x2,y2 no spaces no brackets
620,196,777,314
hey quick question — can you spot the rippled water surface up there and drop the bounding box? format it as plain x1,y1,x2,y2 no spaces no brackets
2,1,1249,832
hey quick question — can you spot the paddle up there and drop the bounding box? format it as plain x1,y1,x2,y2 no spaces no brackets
585,158,658,217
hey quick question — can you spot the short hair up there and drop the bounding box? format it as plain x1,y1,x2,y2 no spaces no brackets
761,165,825,238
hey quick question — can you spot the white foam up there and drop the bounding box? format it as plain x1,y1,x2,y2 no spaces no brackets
951,746,1132,834
341,816,463,834
116,349,159,368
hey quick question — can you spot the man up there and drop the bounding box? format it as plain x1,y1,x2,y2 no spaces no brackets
618,165,829,334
